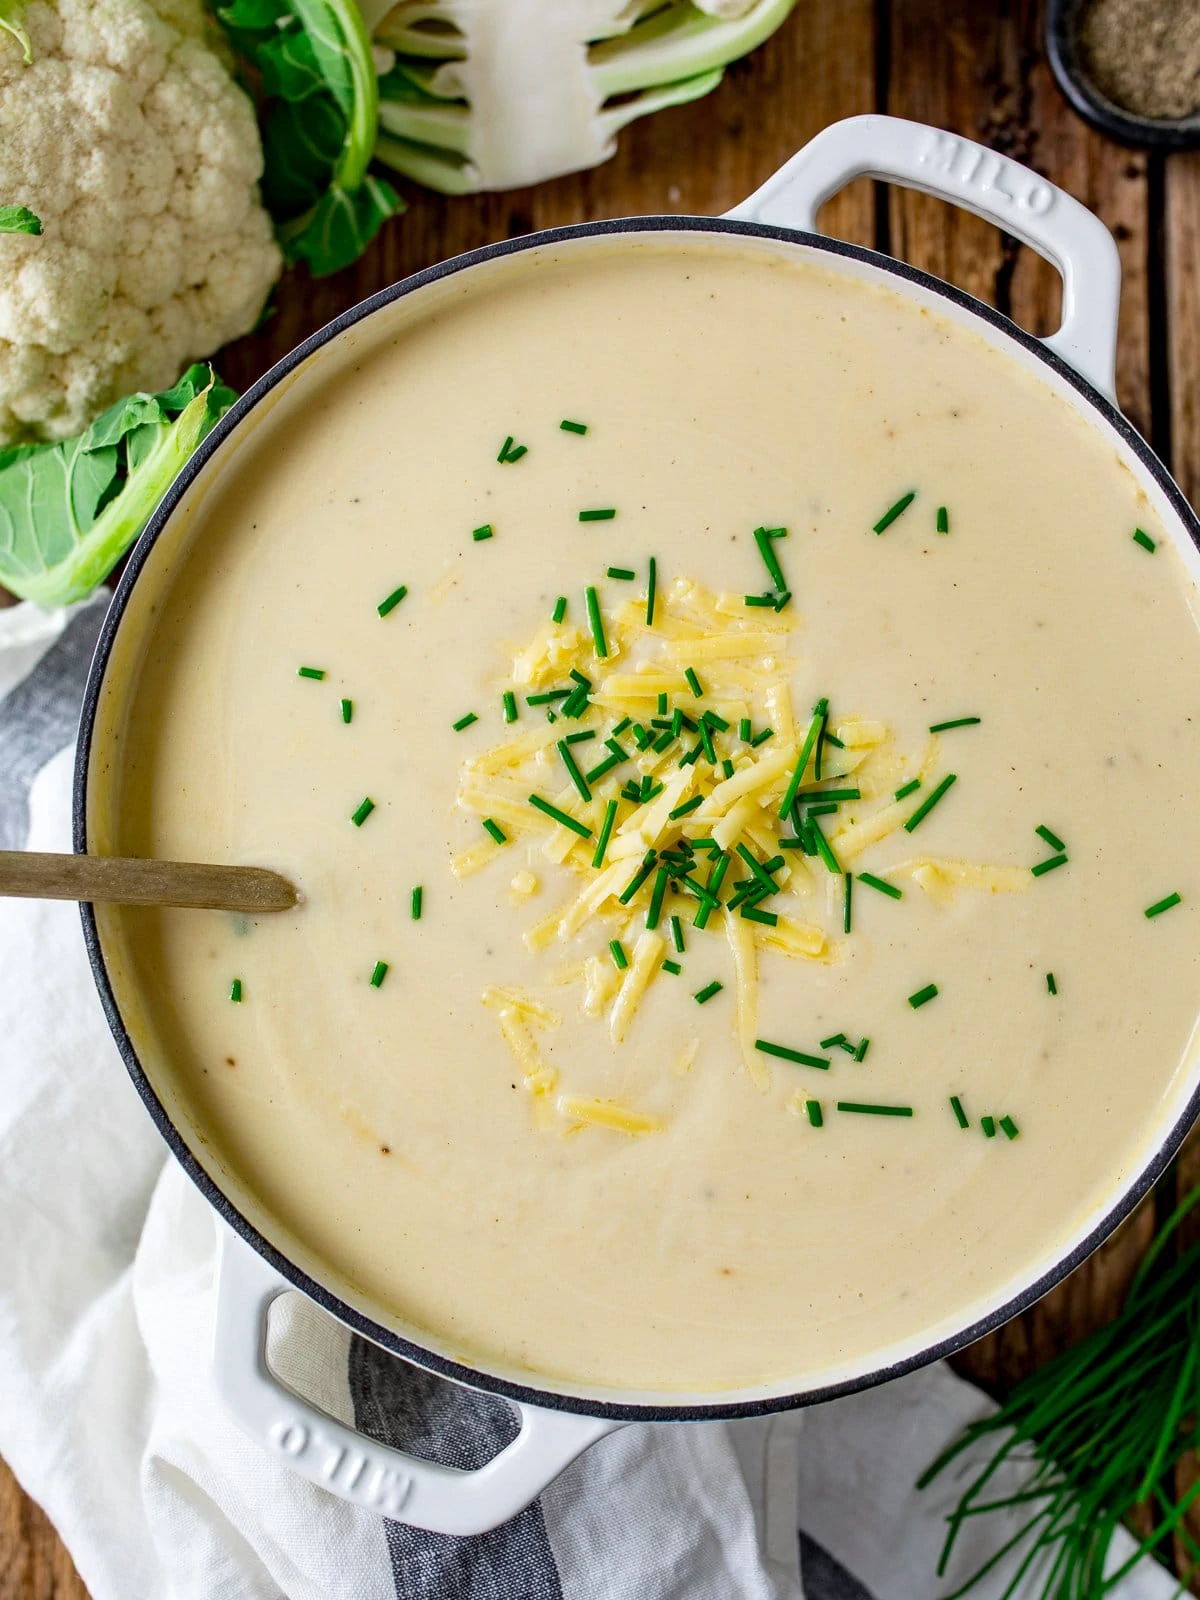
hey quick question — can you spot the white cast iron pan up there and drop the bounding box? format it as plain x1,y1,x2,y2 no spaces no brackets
75,116,1200,1534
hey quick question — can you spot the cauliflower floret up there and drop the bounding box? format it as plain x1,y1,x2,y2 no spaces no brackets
0,0,281,443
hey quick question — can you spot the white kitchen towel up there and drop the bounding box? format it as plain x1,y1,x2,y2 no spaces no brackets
0,595,1178,1600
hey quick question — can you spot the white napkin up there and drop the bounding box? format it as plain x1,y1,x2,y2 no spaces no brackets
0,596,1177,1600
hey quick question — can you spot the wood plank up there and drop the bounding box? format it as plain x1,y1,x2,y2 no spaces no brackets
885,0,1160,1394
1166,142,1200,1573
1166,152,1200,509
0,1455,87,1600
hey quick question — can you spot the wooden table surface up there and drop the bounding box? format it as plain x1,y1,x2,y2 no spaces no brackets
5,0,1200,1592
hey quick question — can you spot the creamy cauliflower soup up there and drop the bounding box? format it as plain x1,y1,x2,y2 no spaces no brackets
93,235,1200,1395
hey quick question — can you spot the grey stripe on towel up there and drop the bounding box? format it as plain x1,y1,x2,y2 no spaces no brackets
799,1530,878,1600
0,600,107,849
348,1337,564,1600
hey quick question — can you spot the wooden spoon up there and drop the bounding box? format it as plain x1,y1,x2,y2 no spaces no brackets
0,851,299,913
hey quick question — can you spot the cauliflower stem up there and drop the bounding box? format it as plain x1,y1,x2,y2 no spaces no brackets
0,362,235,606
370,0,798,194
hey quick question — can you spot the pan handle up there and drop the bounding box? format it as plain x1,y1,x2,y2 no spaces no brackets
726,114,1121,403
212,1224,618,1534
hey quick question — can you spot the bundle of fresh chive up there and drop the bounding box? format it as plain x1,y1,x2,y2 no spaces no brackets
919,1184,1200,1598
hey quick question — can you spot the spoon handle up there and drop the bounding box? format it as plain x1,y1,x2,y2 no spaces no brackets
0,852,299,913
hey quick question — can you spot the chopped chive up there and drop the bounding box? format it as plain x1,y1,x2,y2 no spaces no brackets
903,773,957,833
936,505,949,534
809,817,841,875
684,667,703,698
837,1102,913,1117
528,794,591,838
658,693,669,716
981,1115,997,1138
556,740,592,802
377,585,408,617
229,978,243,1003
702,709,730,733
950,1095,969,1129
607,566,636,581
583,800,615,868
1145,892,1182,918
873,491,916,534
843,872,853,934
585,586,607,658
482,818,507,845
694,852,730,930
453,712,478,731
498,437,527,464
929,716,981,733
894,778,921,801
755,1039,830,1069
1046,971,1058,994
609,939,628,971
750,727,775,748
579,508,616,522
669,794,704,821
722,759,735,779
753,525,788,591
409,886,423,921
565,730,595,745
585,752,624,783
527,689,569,706
472,524,494,541
745,593,776,607
497,435,513,461
612,717,631,736
340,698,353,723
739,718,752,741
908,983,939,1009
806,1099,824,1128
805,801,839,817
858,871,902,900
369,960,389,988
560,419,588,435
297,666,326,680
820,1032,846,1050
619,853,658,905
999,1114,1020,1140
502,690,518,724
1031,853,1069,877
646,866,669,929
1133,527,1156,553
351,797,375,827
693,980,723,1005
652,728,675,754
645,556,657,626
552,596,567,624
854,1037,870,1062
741,905,778,926
662,959,682,976
807,786,860,802
825,732,845,749
1036,823,1066,852
670,915,685,954
779,700,828,819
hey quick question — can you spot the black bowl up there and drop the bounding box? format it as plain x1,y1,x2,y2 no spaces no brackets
1046,0,1200,149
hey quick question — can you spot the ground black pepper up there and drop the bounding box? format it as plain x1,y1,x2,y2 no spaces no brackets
1077,0,1200,120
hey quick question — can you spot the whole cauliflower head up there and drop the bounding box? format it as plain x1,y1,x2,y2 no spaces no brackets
0,0,282,444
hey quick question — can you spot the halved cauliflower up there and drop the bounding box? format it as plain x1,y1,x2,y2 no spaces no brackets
0,0,282,444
